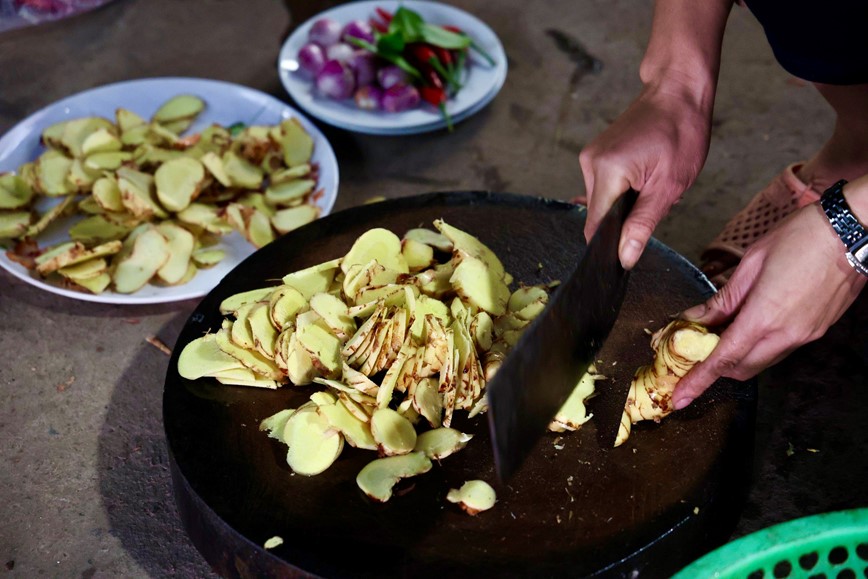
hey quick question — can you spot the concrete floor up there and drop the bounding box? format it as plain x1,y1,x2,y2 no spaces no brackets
2,0,863,577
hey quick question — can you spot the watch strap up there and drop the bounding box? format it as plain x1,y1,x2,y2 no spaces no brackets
820,179,868,277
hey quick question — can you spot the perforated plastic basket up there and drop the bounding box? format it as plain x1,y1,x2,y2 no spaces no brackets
673,509,868,578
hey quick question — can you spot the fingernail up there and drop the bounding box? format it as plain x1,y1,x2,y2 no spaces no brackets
674,396,693,410
621,239,643,269
682,303,707,320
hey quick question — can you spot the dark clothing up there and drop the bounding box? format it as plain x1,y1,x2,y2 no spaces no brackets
743,0,868,85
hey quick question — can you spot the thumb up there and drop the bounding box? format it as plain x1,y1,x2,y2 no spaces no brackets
672,355,720,410
618,190,671,270
582,168,631,245
674,270,754,409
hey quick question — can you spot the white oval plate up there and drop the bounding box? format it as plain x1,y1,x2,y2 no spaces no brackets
0,77,339,304
278,0,507,135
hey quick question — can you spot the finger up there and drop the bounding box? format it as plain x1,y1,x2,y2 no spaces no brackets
618,187,672,270
672,319,747,408
671,356,721,410
672,315,761,409
672,282,750,410
682,260,756,326
671,343,742,410
578,149,596,209
578,151,594,186
673,331,790,410
582,166,631,244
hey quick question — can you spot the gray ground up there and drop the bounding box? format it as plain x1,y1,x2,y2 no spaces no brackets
2,0,863,577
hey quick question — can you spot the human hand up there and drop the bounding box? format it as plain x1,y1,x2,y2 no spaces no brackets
672,202,867,409
579,83,713,269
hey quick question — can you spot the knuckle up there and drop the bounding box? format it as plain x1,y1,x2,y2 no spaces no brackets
592,149,620,169
578,147,598,170
707,287,738,315
580,145,622,172
624,213,658,243
674,168,698,192
709,351,740,376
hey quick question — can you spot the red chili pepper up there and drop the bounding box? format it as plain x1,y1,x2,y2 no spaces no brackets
409,44,457,93
417,46,461,94
422,66,443,88
370,17,388,34
375,7,393,23
432,46,452,66
420,69,445,106
370,7,392,33
419,84,453,132
420,86,445,106
410,44,438,65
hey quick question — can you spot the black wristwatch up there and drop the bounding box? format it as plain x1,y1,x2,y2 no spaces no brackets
820,179,868,277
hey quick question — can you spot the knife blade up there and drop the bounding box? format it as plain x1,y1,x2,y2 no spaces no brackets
487,189,638,481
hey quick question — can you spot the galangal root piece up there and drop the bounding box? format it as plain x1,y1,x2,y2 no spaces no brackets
615,320,719,447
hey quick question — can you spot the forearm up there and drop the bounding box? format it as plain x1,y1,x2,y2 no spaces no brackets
639,0,734,112
578,0,733,264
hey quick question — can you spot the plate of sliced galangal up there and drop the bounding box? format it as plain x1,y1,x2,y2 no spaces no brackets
0,77,338,304
164,192,756,578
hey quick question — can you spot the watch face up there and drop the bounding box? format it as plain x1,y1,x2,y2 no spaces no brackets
848,242,868,276
846,253,868,275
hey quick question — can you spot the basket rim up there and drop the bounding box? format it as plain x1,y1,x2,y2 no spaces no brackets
673,508,868,577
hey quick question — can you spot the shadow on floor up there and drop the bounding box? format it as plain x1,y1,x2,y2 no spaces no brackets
96,308,217,578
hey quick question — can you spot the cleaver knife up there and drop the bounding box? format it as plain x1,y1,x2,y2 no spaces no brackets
487,189,638,481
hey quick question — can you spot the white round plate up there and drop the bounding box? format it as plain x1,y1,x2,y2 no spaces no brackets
0,77,339,305
278,0,507,135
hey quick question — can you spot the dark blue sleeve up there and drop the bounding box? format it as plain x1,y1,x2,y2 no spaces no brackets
743,0,868,85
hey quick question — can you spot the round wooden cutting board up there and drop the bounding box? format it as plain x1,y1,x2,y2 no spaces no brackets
163,192,757,578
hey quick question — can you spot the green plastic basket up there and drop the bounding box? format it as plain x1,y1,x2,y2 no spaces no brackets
673,509,868,578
